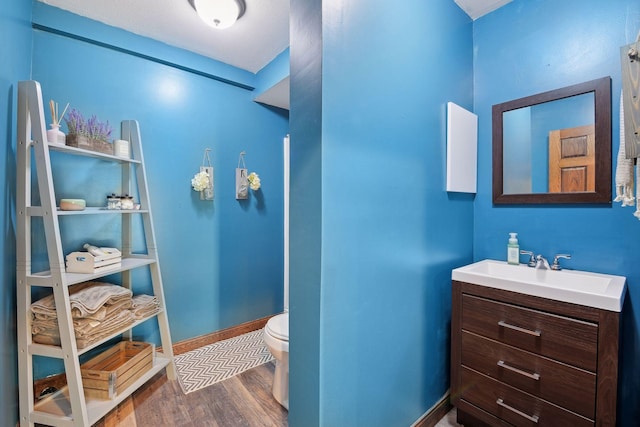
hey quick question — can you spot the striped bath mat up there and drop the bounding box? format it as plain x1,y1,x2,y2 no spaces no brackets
174,329,274,394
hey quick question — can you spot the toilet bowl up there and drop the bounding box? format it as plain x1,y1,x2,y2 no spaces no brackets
263,312,289,409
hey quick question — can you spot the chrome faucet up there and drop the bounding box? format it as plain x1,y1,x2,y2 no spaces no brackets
519,250,536,267
521,250,571,270
535,254,550,270
551,254,571,270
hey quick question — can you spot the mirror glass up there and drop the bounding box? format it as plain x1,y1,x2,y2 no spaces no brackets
493,77,611,204
502,92,594,194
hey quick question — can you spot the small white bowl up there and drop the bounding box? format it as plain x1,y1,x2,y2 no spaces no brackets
60,199,86,211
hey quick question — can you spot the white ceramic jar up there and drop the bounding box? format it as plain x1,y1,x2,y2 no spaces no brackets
114,139,130,158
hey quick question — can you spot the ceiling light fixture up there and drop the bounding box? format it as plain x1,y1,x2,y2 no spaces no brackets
191,0,246,30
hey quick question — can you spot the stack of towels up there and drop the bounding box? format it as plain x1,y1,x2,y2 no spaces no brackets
31,281,160,349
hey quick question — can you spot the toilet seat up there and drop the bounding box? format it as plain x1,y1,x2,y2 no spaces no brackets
266,313,289,341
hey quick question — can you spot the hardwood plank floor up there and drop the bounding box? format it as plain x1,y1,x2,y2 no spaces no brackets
66,360,457,427
94,361,288,427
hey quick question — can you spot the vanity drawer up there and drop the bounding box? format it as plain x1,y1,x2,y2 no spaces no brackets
460,366,593,427
461,330,596,419
462,294,598,371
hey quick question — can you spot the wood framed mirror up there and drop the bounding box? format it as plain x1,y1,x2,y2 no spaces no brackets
492,77,611,204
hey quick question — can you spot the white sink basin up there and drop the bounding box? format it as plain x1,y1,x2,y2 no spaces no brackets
452,259,626,312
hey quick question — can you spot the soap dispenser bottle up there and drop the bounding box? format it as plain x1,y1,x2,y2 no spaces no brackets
507,232,519,265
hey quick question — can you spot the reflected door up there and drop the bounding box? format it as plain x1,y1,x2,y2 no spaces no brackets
548,124,595,193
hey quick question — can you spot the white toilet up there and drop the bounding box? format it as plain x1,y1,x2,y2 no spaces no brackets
263,312,289,409
264,135,290,410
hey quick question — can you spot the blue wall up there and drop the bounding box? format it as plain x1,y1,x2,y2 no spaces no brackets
1,2,33,425
254,47,290,98
288,0,322,424
6,1,640,426
4,1,288,387
289,0,474,425
29,4,287,344
473,0,640,424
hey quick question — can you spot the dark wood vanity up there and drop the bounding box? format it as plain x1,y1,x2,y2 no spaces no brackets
451,280,621,426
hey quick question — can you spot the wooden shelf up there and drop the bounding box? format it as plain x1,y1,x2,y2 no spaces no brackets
57,207,149,215
27,256,157,287
47,142,141,164
25,207,149,216
32,352,170,426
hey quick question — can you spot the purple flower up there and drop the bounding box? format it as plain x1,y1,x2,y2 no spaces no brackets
63,109,113,141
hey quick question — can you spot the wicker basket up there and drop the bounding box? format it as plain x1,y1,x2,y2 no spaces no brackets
66,134,114,155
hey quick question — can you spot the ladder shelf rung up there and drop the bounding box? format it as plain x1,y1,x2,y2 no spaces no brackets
26,206,150,216
27,256,157,287
29,343,64,358
57,207,150,215
47,143,142,164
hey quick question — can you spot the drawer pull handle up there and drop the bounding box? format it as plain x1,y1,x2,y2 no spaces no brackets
498,320,541,337
497,360,541,380
496,398,540,423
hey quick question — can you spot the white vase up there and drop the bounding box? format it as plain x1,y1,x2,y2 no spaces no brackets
46,124,66,145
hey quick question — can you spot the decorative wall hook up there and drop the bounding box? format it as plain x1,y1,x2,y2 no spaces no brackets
236,151,248,199
191,148,214,200
235,151,261,200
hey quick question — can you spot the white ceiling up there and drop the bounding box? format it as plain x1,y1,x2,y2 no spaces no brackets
454,0,512,20
38,0,509,75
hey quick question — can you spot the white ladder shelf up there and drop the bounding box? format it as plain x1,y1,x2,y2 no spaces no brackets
16,80,176,427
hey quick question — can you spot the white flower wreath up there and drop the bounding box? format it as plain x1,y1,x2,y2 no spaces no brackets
247,172,261,191
191,170,210,192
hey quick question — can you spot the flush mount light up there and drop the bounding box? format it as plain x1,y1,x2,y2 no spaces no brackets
191,0,246,29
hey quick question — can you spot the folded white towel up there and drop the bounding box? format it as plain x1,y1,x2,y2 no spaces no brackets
131,294,160,319
31,281,132,319
132,294,157,307
32,310,135,348
31,281,137,349
29,283,164,348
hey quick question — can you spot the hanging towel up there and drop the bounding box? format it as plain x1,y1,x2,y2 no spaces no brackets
614,91,635,206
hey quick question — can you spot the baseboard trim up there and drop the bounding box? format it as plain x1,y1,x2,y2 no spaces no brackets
33,313,277,399
412,392,452,427
171,314,273,355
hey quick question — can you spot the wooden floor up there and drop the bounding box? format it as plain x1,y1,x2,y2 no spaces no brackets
38,356,455,426
93,361,288,427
